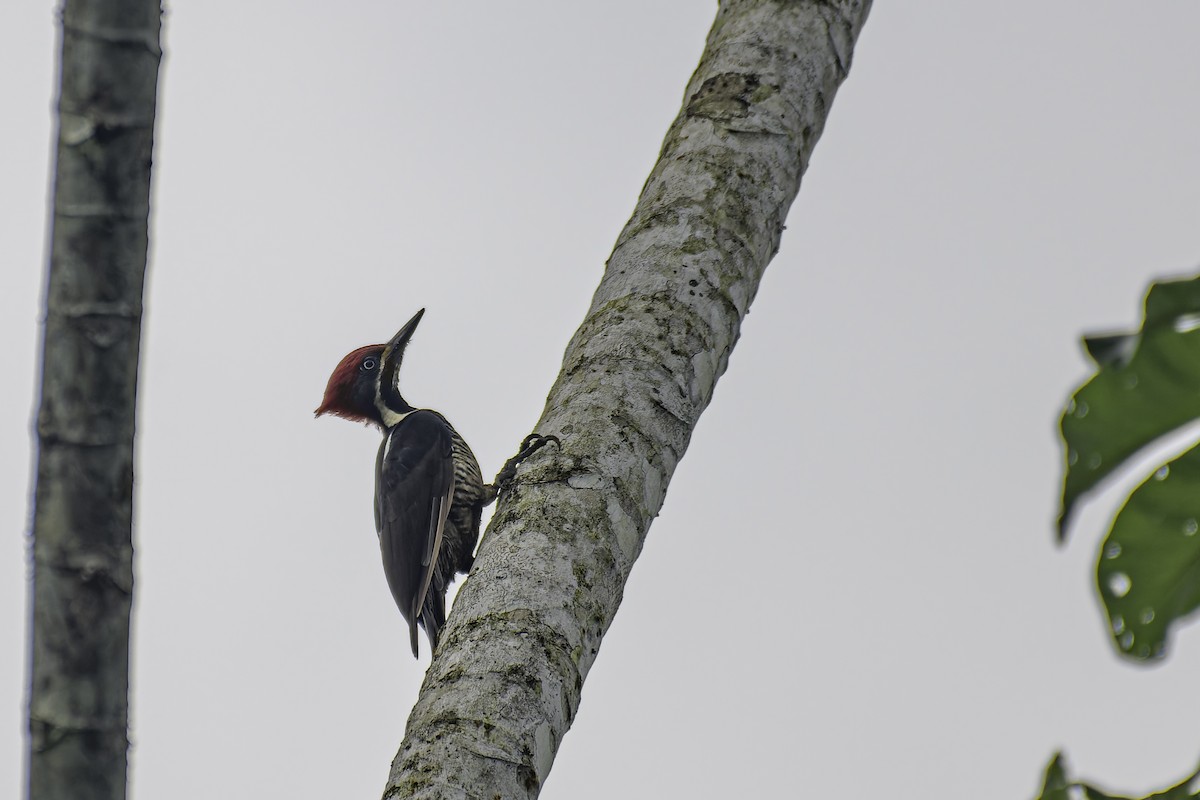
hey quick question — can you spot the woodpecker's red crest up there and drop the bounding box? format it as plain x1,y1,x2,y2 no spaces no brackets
314,344,386,425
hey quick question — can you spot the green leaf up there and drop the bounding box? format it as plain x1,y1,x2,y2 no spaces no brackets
1096,442,1200,660
1034,752,1071,800
1145,763,1200,800
1087,761,1200,799
1035,751,1200,800
1083,788,1136,800
1059,275,1200,540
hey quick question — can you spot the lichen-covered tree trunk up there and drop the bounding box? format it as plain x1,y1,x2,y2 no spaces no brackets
27,3,162,799
387,1,872,796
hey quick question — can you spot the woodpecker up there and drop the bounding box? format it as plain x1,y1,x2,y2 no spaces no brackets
315,309,554,658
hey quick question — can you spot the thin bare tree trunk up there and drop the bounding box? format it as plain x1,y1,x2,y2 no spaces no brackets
27,3,162,799
387,1,872,796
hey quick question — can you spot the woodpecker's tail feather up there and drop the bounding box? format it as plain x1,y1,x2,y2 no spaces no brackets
407,619,420,659
416,591,446,658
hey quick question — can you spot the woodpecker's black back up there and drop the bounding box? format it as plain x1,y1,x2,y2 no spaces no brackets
375,410,483,657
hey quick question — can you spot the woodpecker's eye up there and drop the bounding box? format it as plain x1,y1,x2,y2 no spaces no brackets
361,357,377,371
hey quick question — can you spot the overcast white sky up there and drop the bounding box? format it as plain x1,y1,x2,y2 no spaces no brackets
4,1,1200,798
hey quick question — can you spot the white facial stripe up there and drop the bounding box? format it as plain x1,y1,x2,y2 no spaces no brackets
377,401,414,430
373,379,414,430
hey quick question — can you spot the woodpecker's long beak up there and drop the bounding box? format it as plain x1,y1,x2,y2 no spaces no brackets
378,308,425,404
382,308,425,367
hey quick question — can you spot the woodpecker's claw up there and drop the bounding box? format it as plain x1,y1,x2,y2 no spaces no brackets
519,433,558,454
489,434,560,500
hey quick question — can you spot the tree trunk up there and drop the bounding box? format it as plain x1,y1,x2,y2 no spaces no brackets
387,1,872,796
27,2,162,799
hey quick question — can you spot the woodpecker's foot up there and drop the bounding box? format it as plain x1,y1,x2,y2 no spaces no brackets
489,434,560,499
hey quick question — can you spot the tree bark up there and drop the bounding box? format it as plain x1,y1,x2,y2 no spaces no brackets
387,1,872,796
27,3,162,799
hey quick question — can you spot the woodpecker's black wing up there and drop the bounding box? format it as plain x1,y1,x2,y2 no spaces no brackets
375,410,455,658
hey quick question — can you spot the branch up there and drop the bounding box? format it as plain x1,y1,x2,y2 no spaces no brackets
27,2,162,799
387,1,872,796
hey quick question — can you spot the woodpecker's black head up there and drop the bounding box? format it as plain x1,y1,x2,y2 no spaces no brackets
315,309,424,428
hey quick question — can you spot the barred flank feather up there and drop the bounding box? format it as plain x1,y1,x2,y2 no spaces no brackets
423,412,483,612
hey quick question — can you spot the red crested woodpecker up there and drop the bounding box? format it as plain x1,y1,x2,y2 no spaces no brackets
316,309,554,658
